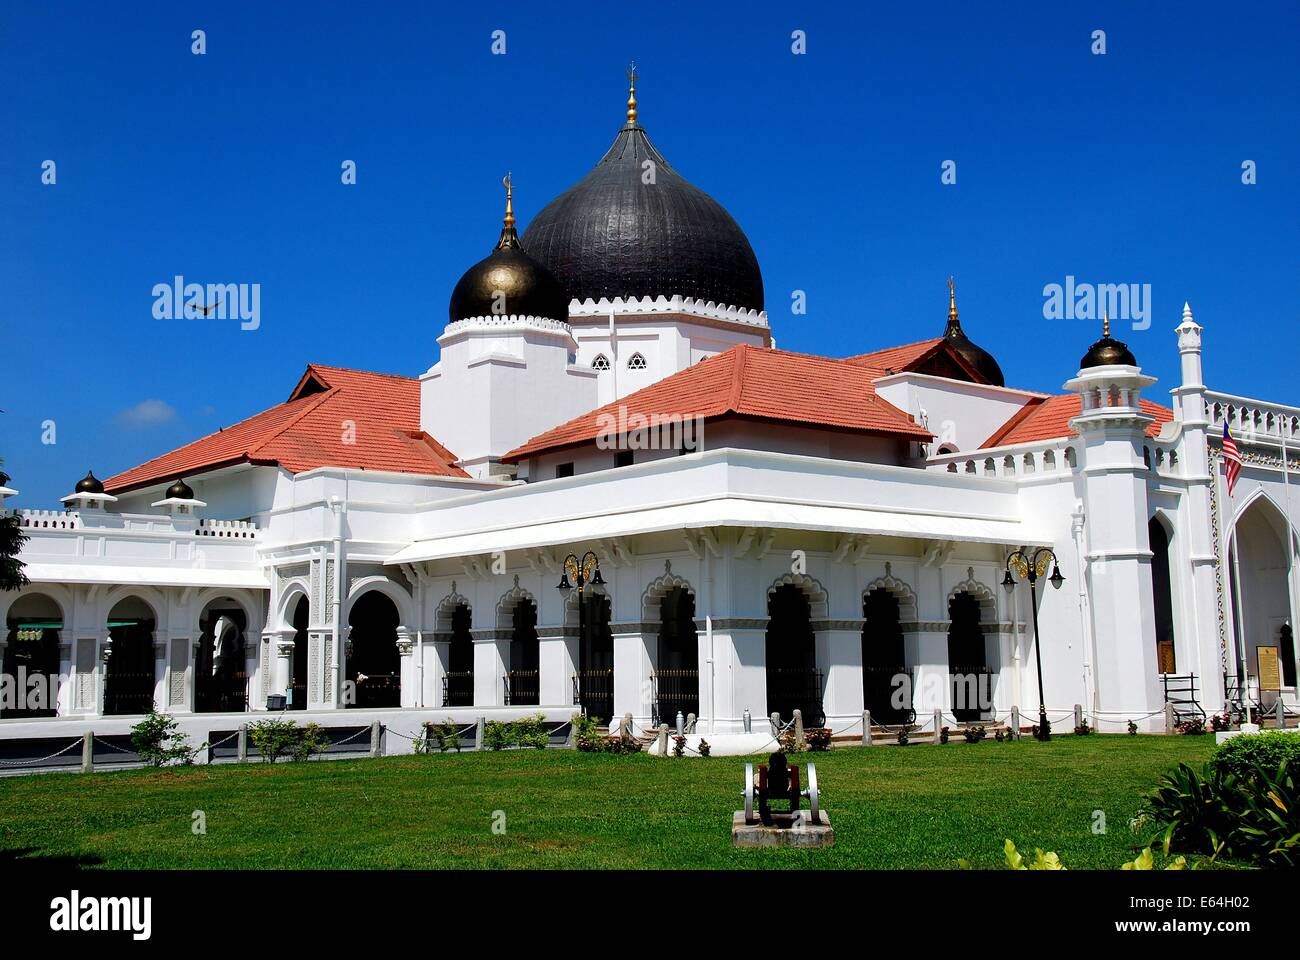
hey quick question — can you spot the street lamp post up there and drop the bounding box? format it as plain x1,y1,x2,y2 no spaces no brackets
1002,548,1065,741
557,551,605,712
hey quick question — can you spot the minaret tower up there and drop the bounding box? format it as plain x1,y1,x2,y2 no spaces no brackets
1065,315,1163,724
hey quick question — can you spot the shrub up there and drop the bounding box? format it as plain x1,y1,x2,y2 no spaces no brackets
778,728,801,753
805,727,832,751
483,720,517,751
1210,711,1231,732
1074,720,1092,736
896,726,910,746
939,726,950,744
1176,716,1206,735
958,839,1188,871
249,718,302,763
963,725,986,744
672,734,686,757
1128,720,1139,735
697,739,711,758
1209,731,1300,786
429,719,461,752
129,709,196,767
573,713,606,752
515,714,550,750
248,718,329,763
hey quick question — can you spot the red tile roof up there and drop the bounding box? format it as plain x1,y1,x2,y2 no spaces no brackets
503,344,932,461
845,338,988,382
980,394,1174,448
104,364,468,493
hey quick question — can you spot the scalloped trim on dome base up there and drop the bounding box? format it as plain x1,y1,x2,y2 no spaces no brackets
566,294,769,329
440,315,577,347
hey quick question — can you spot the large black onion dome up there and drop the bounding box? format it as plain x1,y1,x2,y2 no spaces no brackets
521,114,764,312
448,179,570,325
1080,316,1137,368
75,470,104,495
166,477,195,500
943,280,1004,387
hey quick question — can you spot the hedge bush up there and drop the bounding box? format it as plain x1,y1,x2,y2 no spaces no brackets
1208,731,1300,785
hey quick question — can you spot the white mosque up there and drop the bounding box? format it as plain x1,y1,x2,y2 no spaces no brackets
2,75,1296,750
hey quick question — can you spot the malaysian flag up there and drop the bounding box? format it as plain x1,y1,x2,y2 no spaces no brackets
1222,422,1243,496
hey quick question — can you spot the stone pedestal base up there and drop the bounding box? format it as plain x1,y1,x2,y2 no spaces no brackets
731,810,834,848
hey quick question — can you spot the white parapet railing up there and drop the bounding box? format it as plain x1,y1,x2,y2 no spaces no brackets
1206,391,1300,447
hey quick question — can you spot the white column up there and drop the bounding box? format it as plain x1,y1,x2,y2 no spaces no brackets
96,636,111,717
612,629,654,732
822,627,864,727
275,638,295,707
473,634,509,707
56,640,73,716
538,632,577,707
396,628,416,708
152,639,167,711
722,626,766,735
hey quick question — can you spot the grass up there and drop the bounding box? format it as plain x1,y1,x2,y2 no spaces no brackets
0,735,1217,870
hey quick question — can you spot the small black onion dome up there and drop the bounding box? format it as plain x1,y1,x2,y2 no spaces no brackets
166,477,194,500
74,470,104,495
942,280,1005,387
448,177,570,326
1080,317,1138,368
0,471,10,487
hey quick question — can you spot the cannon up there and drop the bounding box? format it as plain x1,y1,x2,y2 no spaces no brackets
742,751,821,826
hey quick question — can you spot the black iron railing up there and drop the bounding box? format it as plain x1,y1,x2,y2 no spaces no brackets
767,667,825,728
442,670,473,707
103,670,155,716
651,669,699,727
949,665,994,721
352,673,400,709
864,664,915,725
197,671,250,713
504,670,539,706
572,669,613,722
1162,672,1205,722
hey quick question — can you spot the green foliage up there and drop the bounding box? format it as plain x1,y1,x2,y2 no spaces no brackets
805,727,832,751
957,839,1187,871
129,708,196,767
1176,716,1207,735
778,728,802,753
248,718,328,763
483,720,514,751
672,734,686,757
1128,719,1139,735
515,714,550,750
962,725,986,744
697,739,711,757
1209,731,1300,785
895,726,910,746
0,511,30,592
1139,753,1300,868
1073,720,1093,735
572,713,606,752
427,719,462,752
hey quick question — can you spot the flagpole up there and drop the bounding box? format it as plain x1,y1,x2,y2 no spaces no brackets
1221,428,1254,726
1280,423,1298,663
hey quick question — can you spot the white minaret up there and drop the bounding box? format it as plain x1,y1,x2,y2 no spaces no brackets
1064,316,1164,726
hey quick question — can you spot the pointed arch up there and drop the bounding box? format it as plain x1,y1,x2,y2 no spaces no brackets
947,571,998,623
496,580,537,629
641,564,696,621
345,575,414,630
435,585,472,633
767,572,829,619
862,571,917,622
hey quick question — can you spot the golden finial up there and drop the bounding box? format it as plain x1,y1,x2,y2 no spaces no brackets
947,276,958,324
1103,310,1110,338
502,172,515,229
626,61,638,126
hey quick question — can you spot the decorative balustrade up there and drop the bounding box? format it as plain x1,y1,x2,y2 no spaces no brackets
930,442,1078,479
1206,392,1300,446
9,509,80,530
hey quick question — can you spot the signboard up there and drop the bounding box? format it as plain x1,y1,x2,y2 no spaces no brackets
1258,645,1282,692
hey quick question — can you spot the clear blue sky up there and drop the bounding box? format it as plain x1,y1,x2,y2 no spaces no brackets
2,1,1296,507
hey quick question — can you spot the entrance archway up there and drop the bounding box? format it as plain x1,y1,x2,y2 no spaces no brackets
1229,496,1296,692
104,596,156,715
655,586,699,725
573,590,613,721
1148,517,1177,673
444,603,474,707
948,592,991,721
766,582,824,726
863,587,912,724
289,596,309,710
196,599,249,712
3,593,62,718
347,591,401,708
507,599,539,706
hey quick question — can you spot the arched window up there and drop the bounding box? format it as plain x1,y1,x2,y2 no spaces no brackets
591,354,610,371
627,352,647,370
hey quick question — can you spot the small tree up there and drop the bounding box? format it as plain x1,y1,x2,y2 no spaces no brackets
0,512,29,592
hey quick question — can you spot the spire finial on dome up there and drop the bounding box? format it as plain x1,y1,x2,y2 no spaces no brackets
947,276,959,326
1103,310,1110,338
625,61,638,126
502,172,515,229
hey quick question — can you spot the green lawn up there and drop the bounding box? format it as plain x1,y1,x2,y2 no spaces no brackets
0,735,1217,869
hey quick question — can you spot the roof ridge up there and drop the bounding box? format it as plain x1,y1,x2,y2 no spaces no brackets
728,344,749,410
306,362,415,382
246,389,338,459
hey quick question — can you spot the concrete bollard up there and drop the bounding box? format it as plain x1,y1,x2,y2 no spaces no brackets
81,731,94,774
675,711,684,735
1011,706,1020,740
862,710,872,746
621,713,633,742
1074,704,1084,730
793,709,805,750
565,719,577,749
1276,699,1286,730
1164,703,1176,734
686,712,696,734
933,708,944,745
657,723,670,755
770,711,780,737
370,720,383,757
475,716,486,751
237,723,248,763
742,708,752,733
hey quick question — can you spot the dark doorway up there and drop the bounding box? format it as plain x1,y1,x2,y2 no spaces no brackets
863,588,912,724
195,604,249,712
507,599,539,705
654,587,699,725
948,592,990,721
443,603,474,706
2,600,61,719
576,592,613,721
289,596,309,710
347,592,401,708
1281,624,1297,689
1149,517,1177,673
765,584,824,726
104,602,156,716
